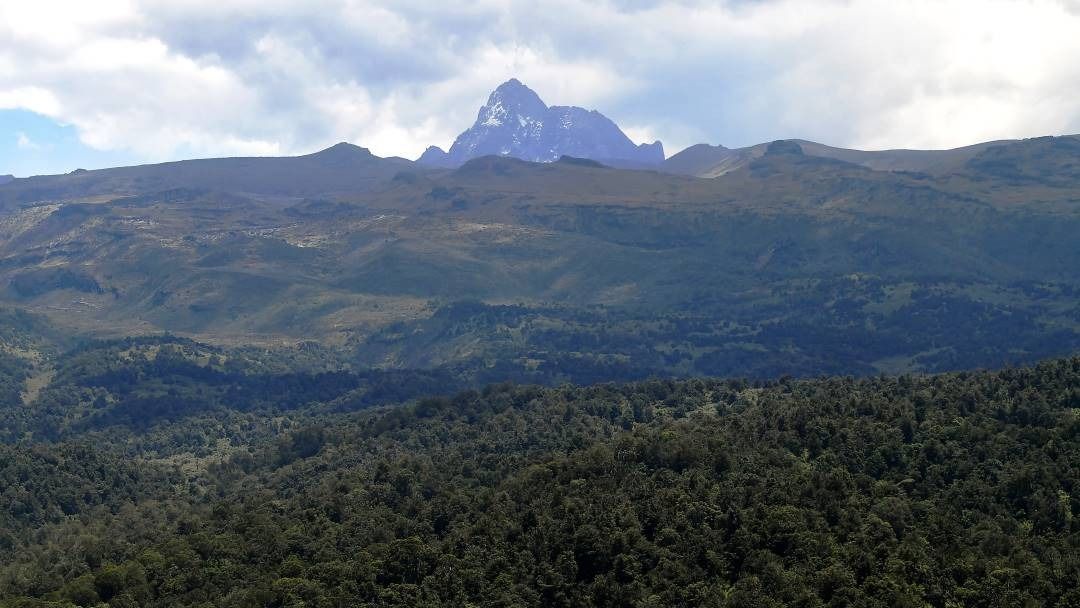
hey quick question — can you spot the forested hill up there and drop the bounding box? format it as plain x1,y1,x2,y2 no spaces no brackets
1,356,1078,607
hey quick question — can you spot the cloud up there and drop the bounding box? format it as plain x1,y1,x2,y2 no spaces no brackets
0,87,63,116
1,0,1079,168
16,132,41,151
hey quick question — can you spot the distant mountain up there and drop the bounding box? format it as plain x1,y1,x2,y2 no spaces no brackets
0,175,13,186
0,143,414,209
417,146,456,168
419,79,663,168
964,135,1080,186
661,137,1080,177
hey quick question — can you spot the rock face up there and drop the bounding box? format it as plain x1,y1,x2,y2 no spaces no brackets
420,79,663,167
765,140,805,156
0,175,15,185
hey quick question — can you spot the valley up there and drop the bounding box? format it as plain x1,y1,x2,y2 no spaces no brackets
0,72,1078,608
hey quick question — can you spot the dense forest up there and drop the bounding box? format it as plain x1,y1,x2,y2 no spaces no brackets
358,282,1080,382
1,350,1077,606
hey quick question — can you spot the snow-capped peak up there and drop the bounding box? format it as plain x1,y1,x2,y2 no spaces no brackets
423,79,664,167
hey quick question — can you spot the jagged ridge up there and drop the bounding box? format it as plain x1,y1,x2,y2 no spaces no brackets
419,79,663,168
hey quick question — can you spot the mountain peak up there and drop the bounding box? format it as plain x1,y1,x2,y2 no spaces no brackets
417,145,453,168
478,79,547,130
427,79,664,167
316,141,370,154
494,77,526,92
490,78,539,101
306,142,374,166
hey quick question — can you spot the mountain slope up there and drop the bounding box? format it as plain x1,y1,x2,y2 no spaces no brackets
0,143,415,209
419,79,663,167
0,134,1078,380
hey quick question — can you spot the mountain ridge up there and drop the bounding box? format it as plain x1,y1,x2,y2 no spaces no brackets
664,134,1080,177
0,142,416,209
0,131,1078,380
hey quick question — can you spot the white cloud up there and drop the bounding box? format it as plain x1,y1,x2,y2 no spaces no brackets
16,132,41,150
0,87,63,116
0,0,1078,165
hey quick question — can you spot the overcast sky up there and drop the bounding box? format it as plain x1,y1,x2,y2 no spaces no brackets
2,0,1080,176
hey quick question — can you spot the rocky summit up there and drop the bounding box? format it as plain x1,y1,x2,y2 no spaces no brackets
419,78,664,168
